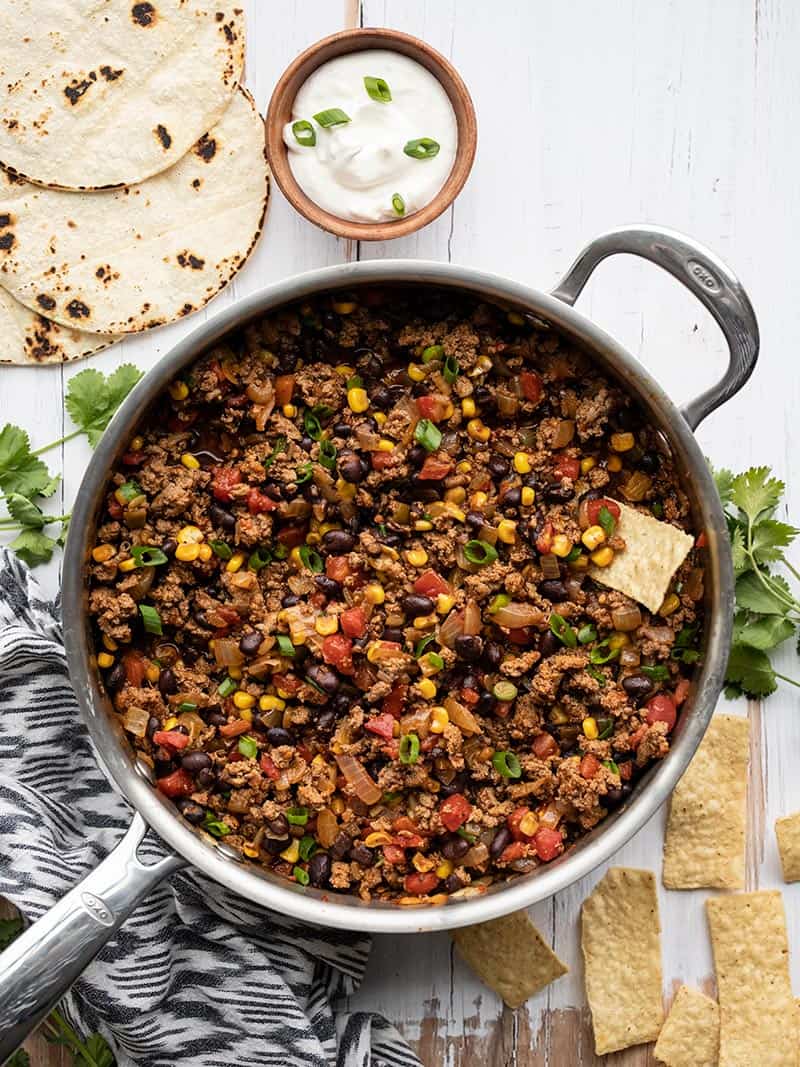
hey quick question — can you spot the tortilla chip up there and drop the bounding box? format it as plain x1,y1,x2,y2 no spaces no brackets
589,501,694,613
707,891,798,1067
654,986,719,1067
775,813,800,882
581,867,663,1055
0,286,116,365
663,715,749,890
452,910,567,1009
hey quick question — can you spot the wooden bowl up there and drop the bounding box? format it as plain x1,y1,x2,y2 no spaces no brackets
265,28,477,241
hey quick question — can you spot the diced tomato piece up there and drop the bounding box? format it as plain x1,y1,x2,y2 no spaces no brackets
413,570,450,598
696,531,708,549
322,633,353,670
418,453,453,480
215,606,241,628
421,735,438,753
494,701,511,718
325,555,351,582
498,841,527,864
121,450,145,466
580,754,601,779
508,626,536,646
535,522,554,554
122,650,146,687
365,711,395,740
383,738,400,760
212,466,242,503
218,718,251,738
382,844,407,866
371,451,397,471
272,673,301,695
417,395,448,422
460,687,479,705
519,370,543,404
673,677,691,706
392,832,425,849
246,488,277,515
156,768,195,798
553,455,580,481
260,753,280,780
297,743,313,764
340,606,367,638
586,498,622,526
532,733,559,759
108,497,123,520
275,374,295,407
508,807,535,842
440,793,472,832
153,730,189,751
646,694,677,731
533,827,563,862
383,683,408,718
629,724,648,749
619,760,633,781
277,524,306,548
404,872,439,895
392,816,421,836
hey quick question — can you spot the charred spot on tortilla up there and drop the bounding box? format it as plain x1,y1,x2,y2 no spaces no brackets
222,22,235,44
180,302,195,316
66,299,90,319
0,214,11,228
64,72,97,106
177,251,205,270
192,178,202,189
36,294,56,310
99,66,124,82
0,232,15,251
155,124,172,149
195,134,217,162
131,3,156,27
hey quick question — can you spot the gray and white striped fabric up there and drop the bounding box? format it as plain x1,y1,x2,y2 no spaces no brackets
0,551,421,1067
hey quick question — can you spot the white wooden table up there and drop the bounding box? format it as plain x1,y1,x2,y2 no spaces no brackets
3,1,799,1063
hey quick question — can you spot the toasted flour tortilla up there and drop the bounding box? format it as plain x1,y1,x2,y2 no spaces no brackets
0,88,269,334
0,286,116,364
0,0,244,190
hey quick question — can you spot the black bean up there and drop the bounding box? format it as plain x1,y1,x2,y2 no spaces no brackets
476,691,497,715
181,751,212,773
538,630,561,658
308,851,332,887
160,538,178,558
461,673,479,691
381,626,405,645
305,663,340,694
266,727,293,746
441,834,471,860
538,579,569,602
267,814,290,837
483,641,503,669
157,667,177,696
604,787,625,809
196,767,216,789
348,843,374,867
473,385,491,406
489,825,512,860
440,771,469,798
263,835,289,855
639,450,660,474
146,715,160,740
407,444,426,468
371,385,392,409
402,593,435,617
106,661,126,692
316,709,337,732
322,529,355,554
488,456,509,479
333,422,351,438
454,634,483,662
545,482,575,502
207,710,227,726
443,873,464,894
300,435,314,452
210,504,236,531
281,593,300,608
314,575,342,599
465,510,485,531
238,631,262,656
503,487,522,508
622,674,655,704
176,799,205,825
331,831,353,860
331,691,354,715
337,451,368,484
154,757,174,777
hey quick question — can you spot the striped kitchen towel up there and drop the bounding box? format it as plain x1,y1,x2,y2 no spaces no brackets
0,551,421,1067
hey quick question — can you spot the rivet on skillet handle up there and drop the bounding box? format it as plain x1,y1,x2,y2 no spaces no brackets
551,225,760,430
0,813,185,1066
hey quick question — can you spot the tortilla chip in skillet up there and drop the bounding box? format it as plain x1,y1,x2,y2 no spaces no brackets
0,0,244,191
0,87,269,335
0,285,117,364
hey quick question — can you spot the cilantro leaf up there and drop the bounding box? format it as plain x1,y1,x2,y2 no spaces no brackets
7,1049,30,1067
0,425,53,499
7,493,46,529
77,1033,116,1067
725,643,777,698
750,519,798,565
0,915,23,949
730,466,784,522
66,364,144,448
735,571,792,615
730,524,748,574
9,529,58,567
736,614,795,652
713,465,735,505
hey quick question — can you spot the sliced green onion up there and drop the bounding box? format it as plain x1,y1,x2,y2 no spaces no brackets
493,680,518,702
422,344,444,363
414,418,442,452
345,374,363,390
651,501,664,519
549,612,577,648
598,506,616,537
463,539,499,566
457,827,476,843
274,543,289,560
292,119,316,146
577,624,597,645
293,865,310,886
298,545,323,573
383,791,402,804
597,718,614,740
264,436,287,469
492,750,522,779
303,408,323,440
640,664,670,681
299,835,317,861
415,633,436,658
286,806,309,826
589,639,619,665
443,355,460,384
399,733,420,765
296,462,314,485
565,545,583,562
202,812,230,838
217,676,237,697
276,634,296,657
391,192,405,216
404,137,440,159
176,701,197,713
117,480,142,503
603,759,620,776
238,735,257,759
587,665,607,686
319,439,337,470
364,75,392,102
425,652,444,671
209,540,232,560
138,604,162,635
313,108,350,128
248,546,272,572
489,593,511,614
131,545,167,567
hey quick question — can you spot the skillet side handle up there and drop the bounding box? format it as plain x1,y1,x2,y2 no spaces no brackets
551,225,760,430
0,813,185,1066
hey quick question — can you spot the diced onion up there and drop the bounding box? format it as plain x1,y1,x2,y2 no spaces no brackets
336,754,382,806
619,647,641,667
551,419,575,448
444,698,481,736
246,382,274,406
538,802,562,829
177,711,206,744
491,602,545,629
122,705,149,738
496,389,519,417
462,843,489,868
213,638,245,669
540,553,561,580
610,605,642,632
620,471,652,502
463,599,482,635
316,807,339,848
684,567,704,601
439,608,467,648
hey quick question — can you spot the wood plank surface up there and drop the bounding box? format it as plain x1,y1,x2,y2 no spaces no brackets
3,1,799,1064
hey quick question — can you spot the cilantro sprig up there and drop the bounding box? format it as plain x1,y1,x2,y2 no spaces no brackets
0,365,142,566
713,465,800,698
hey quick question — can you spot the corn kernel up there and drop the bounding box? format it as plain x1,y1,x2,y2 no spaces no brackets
659,592,681,617
289,546,304,568
413,613,437,630
364,584,385,605
476,355,493,373
315,615,339,636
507,310,525,325
175,543,200,562
118,557,137,572
461,397,476,417
521,486,535,506
442,401,455,419
169,381,189,401
467,418,490,442
288,625,307,646
282,403,297,418
406,548,428,567
280,839,300,863
102,635,118,652
608,632,629,651
239,708,253,723
198,543,213,562
456,460,472,474
347,386,369,413
581,525,606,550
407,362,426,382
413,852,436,872
436,593,455,614
259,695,286,712
445,504,466,522
377,439,395,452
332,300,356,314
163,716,178,731
242,844,260,858
146,663,160,684
233,692,254,710
497,519,517,544
607,455,623,473
92,544,115,563
331,796,346,815
181,452,200,470
611,431,635,452
365,831,393,847
335,364,355,377
374,411,387,426
417,678,437,699
228,666,243,680
226,551,245,573
444,486,466,505
519,811,539,836
580,457,597,475
130,435,144,452
590,546,615,567
276,687,293,700
336,478,356,500
430,706,449,733
513,451,532,474
177,525,204,544
470,491,488,508
413,520,433,532
582,716,599,740
97,652,115,669
569,554,589,571
436,859,454,879
318,522,339,536
366,641,383,664
551,534,573,557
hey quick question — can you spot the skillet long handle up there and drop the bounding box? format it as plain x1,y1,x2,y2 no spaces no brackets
551,225,760,430
0,813,185,1065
